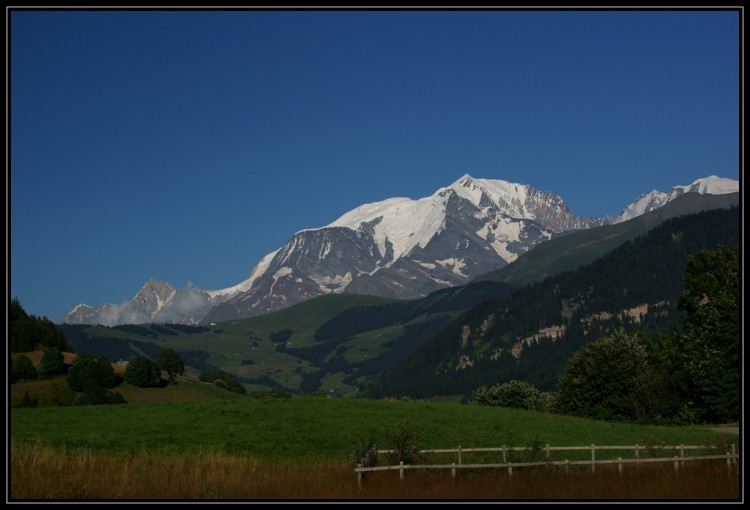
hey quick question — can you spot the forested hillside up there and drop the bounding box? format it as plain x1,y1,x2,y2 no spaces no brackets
363,205,740,400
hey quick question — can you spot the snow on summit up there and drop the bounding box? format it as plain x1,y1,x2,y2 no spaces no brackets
616,175,739,222
324,195,447,261
316,174,548,261
447,173,532,218
675,175,739,195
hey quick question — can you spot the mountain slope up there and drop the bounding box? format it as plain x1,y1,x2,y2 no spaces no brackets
364,204,740,399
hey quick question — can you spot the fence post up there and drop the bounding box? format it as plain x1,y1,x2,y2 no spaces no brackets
565,459,569,474
399,461,404,481
357,463,362,490
502,445,507,463
634,444,639,459
618,457,623,474
674,456,679,473
458,445,462,465
591,444,596,473
726,451,731,471
680,444,685,468
451,462,456,481
545,444,550,461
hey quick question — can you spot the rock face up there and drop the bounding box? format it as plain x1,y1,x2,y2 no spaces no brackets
62,173,739,326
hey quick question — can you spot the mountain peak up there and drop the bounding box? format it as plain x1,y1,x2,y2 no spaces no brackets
616,175,738,222
456,173,476,186
678,175,739,195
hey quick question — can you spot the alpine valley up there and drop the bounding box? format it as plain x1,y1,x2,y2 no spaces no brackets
54,172,739,399
62,174,739,327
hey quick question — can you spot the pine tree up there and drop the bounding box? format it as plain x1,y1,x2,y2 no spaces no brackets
37,347,67,377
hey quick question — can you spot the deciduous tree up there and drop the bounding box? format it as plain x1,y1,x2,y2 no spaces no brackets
678,244,739,423
158,347,184,381
124,356,162,388
67,352,115,391
557,329,649,422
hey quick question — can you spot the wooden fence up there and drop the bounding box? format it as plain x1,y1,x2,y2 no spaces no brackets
355,443,739,488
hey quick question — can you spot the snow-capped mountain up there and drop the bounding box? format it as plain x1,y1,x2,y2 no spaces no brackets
615,175,738,222
62,278,228,326
62,174,739,326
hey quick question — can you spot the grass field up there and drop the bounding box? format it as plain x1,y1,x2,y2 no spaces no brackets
9,377,741,500
10,394,736,459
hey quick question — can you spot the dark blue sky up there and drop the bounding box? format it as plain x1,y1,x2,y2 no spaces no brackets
9,8,741,321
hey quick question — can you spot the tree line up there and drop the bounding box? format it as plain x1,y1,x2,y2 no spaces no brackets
468,244,739,425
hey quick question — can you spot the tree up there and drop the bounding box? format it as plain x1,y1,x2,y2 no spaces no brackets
678,244,740,423
37,347,67,377
123,356,162,388
11,355,38,383
643,329,697,424
67,352,116,392
158,348,184,381
557,329,649,422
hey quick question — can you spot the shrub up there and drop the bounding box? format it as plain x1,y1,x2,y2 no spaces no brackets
199,370,246,394
469,380,542,410
14,392,38,408
383,418,424,465
73,386,127,406
348,433,378,467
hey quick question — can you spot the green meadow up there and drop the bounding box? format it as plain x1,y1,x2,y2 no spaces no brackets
10,392,733,459
10,381,740,500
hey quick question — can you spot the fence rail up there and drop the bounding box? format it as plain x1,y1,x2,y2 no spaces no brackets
355,443,739,488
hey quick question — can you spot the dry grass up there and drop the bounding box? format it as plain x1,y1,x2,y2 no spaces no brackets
10,441,740,501
11,350,77,366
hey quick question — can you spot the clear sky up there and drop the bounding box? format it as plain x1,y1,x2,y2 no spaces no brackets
8,8,741,322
